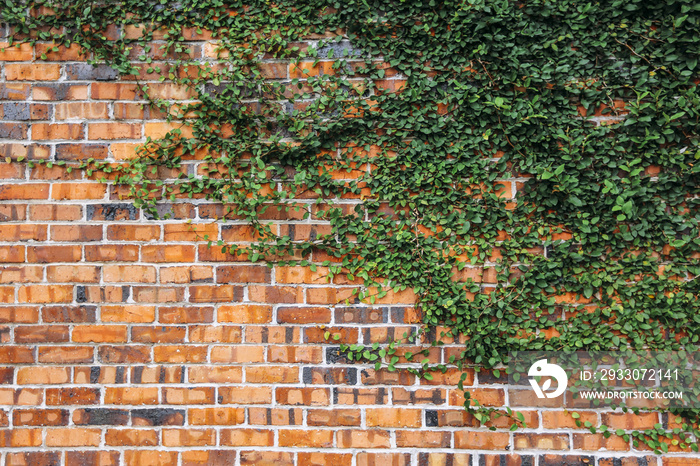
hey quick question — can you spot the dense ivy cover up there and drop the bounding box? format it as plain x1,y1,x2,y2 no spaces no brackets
3,0,699,452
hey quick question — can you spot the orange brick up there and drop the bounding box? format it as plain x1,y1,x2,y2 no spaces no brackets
0,428,42,447
160,266,213,283
0,346,34,364
210,345,265,363
88,122,141,140
514,433,570,450
55,102,109,120
51,183,106,200
73,325,127,342
188,407,245,425
124,451,177,466
51,224,102,241
105,387,159,405
17,367,69,384
218,304,272,323
5,64,61,80
38,346,93,364
32,123,83,140
163,387,215,405
218,386,271,404
104,265,157,283
221,428,274,446
105,428,158,446
366,408,421,427
246,366,298,384
279,429,333,447
0,184,49,200
0,43,33,61
163,428,215,446
46,265,100,283
454,431,510,449
29,204,82,221
102,305,156,323
337,429,391,448
188,366,243,384
142,245,195,262
18,285,72,303
46,428,101,447
107,224,161,241
91,83,141,100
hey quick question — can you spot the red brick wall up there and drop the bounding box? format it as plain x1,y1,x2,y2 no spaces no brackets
0,27,697,466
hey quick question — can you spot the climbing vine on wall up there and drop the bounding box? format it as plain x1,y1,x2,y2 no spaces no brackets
2,0,700,452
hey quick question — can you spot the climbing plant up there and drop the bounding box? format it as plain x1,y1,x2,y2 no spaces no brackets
2,0,700,452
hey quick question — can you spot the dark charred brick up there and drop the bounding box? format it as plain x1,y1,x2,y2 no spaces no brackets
86,203,138,221
73,408,129,426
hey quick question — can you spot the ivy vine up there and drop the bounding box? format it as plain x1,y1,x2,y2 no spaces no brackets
2,0,699,453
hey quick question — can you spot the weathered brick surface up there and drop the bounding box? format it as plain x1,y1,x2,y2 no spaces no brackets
0,26,695,466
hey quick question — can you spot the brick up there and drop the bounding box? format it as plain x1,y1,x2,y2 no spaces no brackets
0,246,25,264
42,305,96,323
50,224,102,241
46,428,101,446
6,64,61,80
160,265,212,283
357,453,412,466
66,63,119,80
188,366,243,384
277,387,330,406
85,244,139,261
308,408,361,426
98,345,151,363
37,43,87,61
0,428,42,447
16,366,68,384
88,122,142,139
32,123,83,140
218,304,272,323
396,430,451,448
132,408,185,426
188,407,245,425
163,387,215,405
28,245,81,263
46,265,100,283
210,345,264,363
0,388,42,405
278,306,331,323
142,244,195,262
56,143,109,160
33,83,89,100
18,285,72,303
181,451,238,466
240,451,294,466
163,428,215,446
249,285,304,303
73,408,129,426
514,433,570,450
6,452,61,465
154,344,206,363
104,265,156,283
0,306,38,323
279,429,333,447
29,204,82,221
216,265,271,283
221,428,274,446
13,408,68,426
0,184,49,200
73,325,127,342
0,42,33,61
124,451,178,466
218,386,272,404
572,433,629,451
46,387,100,405
66,452,121,466
106,428,158,446
366,408,421,427
51,183,106,200
246,366,298,383
107,224,160,241
454,431,510,449
337,429,391,448
38,346,92,363
91,82,141,99
0,265,42,283
55,102,109,120
418,453,473,466
105,387,159,405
